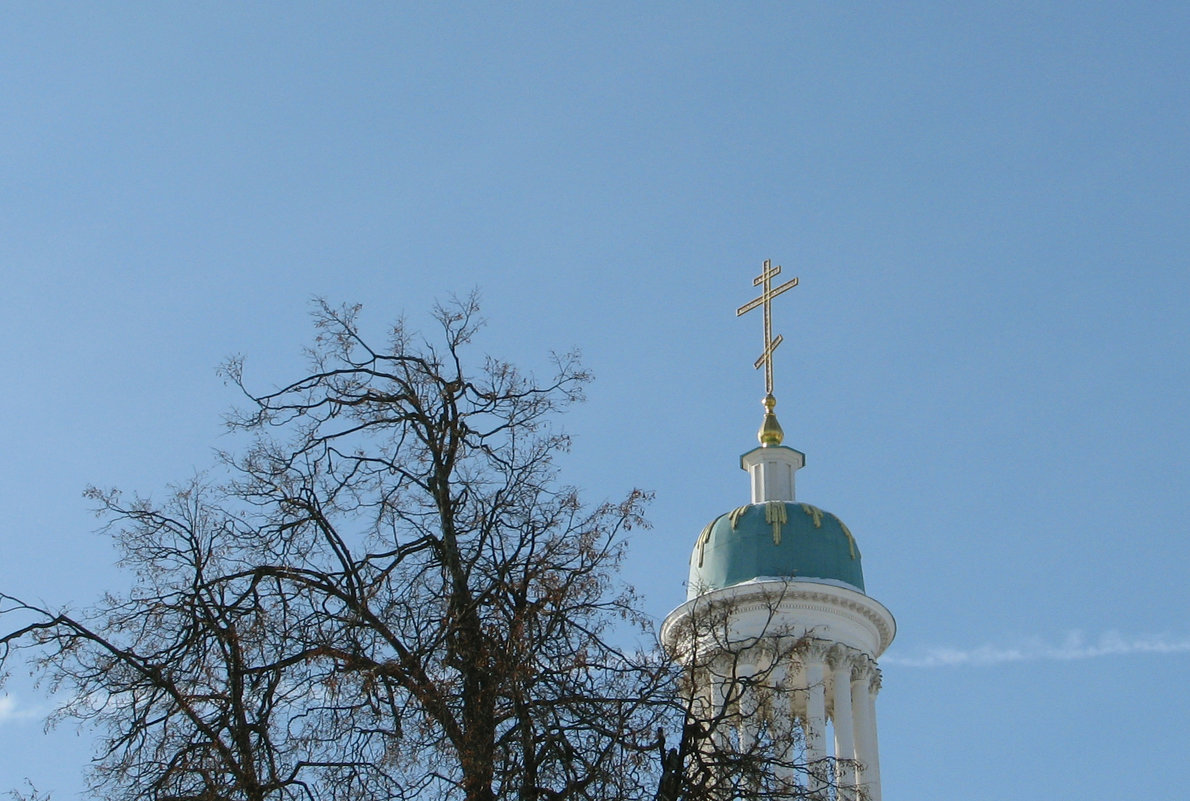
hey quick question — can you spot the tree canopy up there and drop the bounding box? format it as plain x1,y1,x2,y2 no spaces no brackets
2,298,835,801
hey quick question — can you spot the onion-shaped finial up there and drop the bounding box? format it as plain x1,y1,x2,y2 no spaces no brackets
758,393,784,446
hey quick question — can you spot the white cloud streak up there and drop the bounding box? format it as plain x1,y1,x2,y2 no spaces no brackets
883,630,1190,668
0,694,46,725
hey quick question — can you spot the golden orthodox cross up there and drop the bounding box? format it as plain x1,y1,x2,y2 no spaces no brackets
736,259,798,396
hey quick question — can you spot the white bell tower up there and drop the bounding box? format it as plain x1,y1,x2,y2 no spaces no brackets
661,262,895,800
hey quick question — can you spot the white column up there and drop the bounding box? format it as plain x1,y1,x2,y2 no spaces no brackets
830,647,856,799
866,670,883,801
850,659,874,796
735,656,758,754
768,660,798,792
691,664,725,794
804,648,828,798
710,659,729,750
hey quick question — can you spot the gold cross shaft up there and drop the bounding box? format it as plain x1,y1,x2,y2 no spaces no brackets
736,259,798,395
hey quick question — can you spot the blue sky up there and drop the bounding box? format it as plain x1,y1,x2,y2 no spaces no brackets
2,4,1188,799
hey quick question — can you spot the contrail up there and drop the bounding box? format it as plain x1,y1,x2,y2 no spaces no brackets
882,630,1190,668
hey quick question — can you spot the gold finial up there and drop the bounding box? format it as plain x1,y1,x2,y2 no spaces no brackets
737,259,798,445
758,393,784,445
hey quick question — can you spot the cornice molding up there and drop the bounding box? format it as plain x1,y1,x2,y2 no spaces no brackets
662,579,896,657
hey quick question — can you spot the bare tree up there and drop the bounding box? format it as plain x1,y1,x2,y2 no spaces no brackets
2,297,846,801
3,480,366,801
3,297,667,801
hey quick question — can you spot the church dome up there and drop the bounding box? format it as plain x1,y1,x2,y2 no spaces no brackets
688,501,864,599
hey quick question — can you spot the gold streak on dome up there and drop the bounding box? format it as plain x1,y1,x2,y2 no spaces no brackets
736,259,798,447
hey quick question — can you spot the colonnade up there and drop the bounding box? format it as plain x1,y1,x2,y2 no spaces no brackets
700,641,884,801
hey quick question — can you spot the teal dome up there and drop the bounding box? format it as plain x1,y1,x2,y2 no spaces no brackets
688,502,864,597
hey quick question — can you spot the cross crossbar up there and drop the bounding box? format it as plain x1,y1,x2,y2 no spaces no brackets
736,259,798,395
